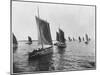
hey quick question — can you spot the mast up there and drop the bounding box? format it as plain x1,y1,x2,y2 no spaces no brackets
37,7,40,18
37,7,43,49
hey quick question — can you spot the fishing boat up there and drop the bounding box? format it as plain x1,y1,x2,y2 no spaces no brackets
28,9,53,59
54,32,59,45
85,34,91,44
83,37,85,41
68,36,72,42
73,37,75,41
54,28,66,48
13,33,18,52
13,33,18,45
26,36,32,44
78,36,81,42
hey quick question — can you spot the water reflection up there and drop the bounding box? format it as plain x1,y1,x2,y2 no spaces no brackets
13,44,18,53
13,41,95,73
28,48,54,71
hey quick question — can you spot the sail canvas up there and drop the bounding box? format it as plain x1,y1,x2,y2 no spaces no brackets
35,16,52,45
13,33,18,45
59,28,66,43
56,32,59,41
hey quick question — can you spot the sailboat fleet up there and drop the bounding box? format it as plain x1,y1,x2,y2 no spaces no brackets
12,7,91,59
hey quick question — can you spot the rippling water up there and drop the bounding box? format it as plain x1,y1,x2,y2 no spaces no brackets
13,40,95,73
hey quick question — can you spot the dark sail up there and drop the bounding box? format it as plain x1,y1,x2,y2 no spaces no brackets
13,33,18,53
73,37,75,41
28,36,32,43
59,28,65,43
85,34,90,41
78,36,81,42
56,32,59,41
13,33,18,45
83,37,84,41
68,37,71,41
35,16,52,45
86,34,88,41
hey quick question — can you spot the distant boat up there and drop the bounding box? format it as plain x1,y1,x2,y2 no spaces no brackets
13,33,18,52
85,34,90,44
54,28,66,48
83,37,85,41
28,9,53,59
26,36,32,44
73,37,75,41
78,36,81,42
68,37,72,42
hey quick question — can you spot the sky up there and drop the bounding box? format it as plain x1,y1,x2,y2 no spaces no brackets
12,1,95,40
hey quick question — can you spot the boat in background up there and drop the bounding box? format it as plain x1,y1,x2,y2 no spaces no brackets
85,34,91,44
73,37,75,41
78,36,81,42
54,28,66,48
26,36,32,45
83,37,85,41
68,36,72,42
28,9,53,59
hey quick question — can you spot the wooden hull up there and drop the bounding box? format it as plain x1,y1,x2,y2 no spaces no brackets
28,46,53,60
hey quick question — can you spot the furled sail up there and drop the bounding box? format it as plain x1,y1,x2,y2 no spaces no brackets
59,28,65,43
35,16,52,45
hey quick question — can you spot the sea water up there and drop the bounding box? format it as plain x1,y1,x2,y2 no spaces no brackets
13,40,95,73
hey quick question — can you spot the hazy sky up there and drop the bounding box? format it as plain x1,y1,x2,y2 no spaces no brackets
12,1,95,40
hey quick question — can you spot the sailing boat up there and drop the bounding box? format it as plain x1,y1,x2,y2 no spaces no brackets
26,36,32,44
56,32,59,42
13,33,18,45
73,37,75,41
85,34,90,44
68,36,72,42
83,37,85,41
78,36,81,42
13,33,18,52
28,8,53,59
54,32,59,45
54,28,66,48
